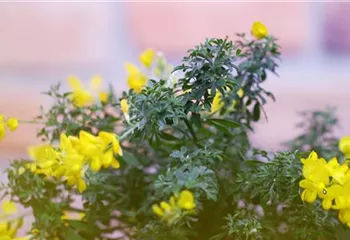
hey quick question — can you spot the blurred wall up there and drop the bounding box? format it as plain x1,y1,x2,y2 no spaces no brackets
0,2,350,162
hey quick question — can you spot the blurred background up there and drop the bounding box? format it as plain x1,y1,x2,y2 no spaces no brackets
1,1,350,168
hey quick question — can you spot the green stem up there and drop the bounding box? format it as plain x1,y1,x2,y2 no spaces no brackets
184,119,199,146
19,119,43,124
119,126,136,141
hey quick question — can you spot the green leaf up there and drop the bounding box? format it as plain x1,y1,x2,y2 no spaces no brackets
121,151,140,167
64,227,85,240
159,132,179,142
253,103,260,121
236,49,242,55
207,118,240,128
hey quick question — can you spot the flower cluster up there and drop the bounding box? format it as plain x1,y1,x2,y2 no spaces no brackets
0,115,18,141
28,130,122,192
125,48,173,93
68,75,108,107
152,190,196,225
0,200,29,240
300,136,350,227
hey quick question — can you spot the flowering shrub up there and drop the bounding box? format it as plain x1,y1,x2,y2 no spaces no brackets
1,22,350,239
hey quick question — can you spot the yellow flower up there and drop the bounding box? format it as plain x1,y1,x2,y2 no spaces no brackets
326,157,348,185
339,208,350,227
59,134,87,192
210,88,245,113
152,190,196,223
251,21,268,40
79,130,122,172
68,75,94,107
18,167,25,175
237,88,244,98
301,151,329,184
5,118,18,132
125,62,147,93
68,75,106,107
160,201,172,212
177,190,196,210
139,49,155,69
99,92,108,103
321,184,342,210
28,145,58,176
152,204,164,217
120,99,129,115
339,136,350,157
1,201,17,216
211,92,224,113
98,131,123,156
299,151,331,203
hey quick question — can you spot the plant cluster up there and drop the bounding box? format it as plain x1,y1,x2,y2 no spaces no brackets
1,22,350,240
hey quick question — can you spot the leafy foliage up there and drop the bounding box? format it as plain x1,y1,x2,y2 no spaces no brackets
285,107,340,159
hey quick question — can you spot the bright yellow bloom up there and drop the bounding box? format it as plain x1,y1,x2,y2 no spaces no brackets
99,92,108,103
301,151,329,184
139,49,155,69
5,118,18,132
251,21,268,40
299,151,330,203
211,88,245,113
68,75,106,107
1,201,17,216
321,184,342,210
79,131,122,172
211,92,224,113
68,75,94,107
120,99,129,115
59,134,87,192
339,208,350,227
152,190,196,224
177,190,196,210
339,136,350,157
152,204,164,217
326,157,348,185
125,62,147,93
28,145,59,176
98,131,123,156
237,88,244,98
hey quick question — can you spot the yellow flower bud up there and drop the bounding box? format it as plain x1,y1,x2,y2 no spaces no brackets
160,201,172,212
177,190,196,210
99,92,108,103
237,88,244,98
152,204,164,217
121,99,129,114
1,200,17,215
5,118,19,132
251,21,268,40
18,167,25,175
139,48,155,69
339,136,350,156
301,189,317,203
